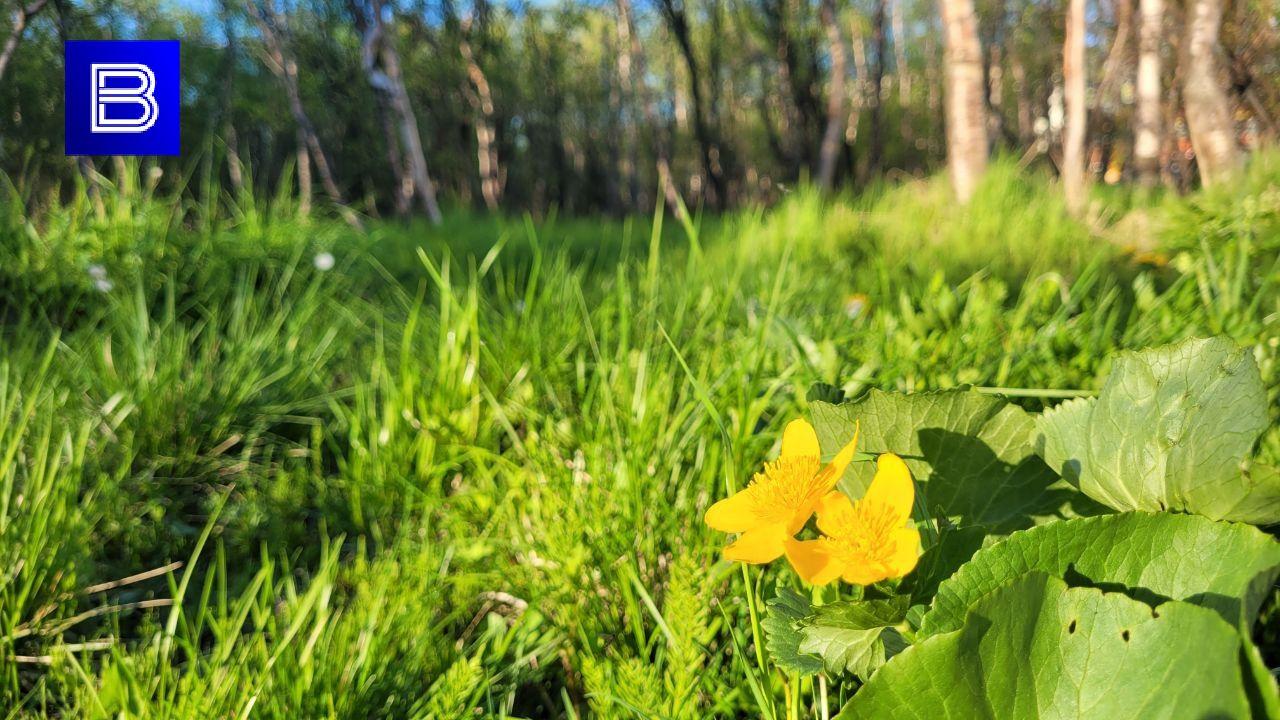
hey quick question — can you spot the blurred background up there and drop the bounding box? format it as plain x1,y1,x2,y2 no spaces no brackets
2,0,1275,216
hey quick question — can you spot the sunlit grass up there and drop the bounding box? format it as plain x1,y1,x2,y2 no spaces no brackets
0,156,1277,716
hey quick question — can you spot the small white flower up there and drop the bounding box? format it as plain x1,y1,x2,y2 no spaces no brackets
94,278,114,293
88,264,108,281
314,252,335,271
844,293,868,319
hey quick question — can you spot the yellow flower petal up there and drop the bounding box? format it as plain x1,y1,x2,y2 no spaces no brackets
784,539,843,585
704,490,760,533
841,562,891,586
814,490,854,537
824,421,861,480
885,526,921,577
786,503,818,536
780,419,821,459
862,453,915,526
722,524,789,563
809,421,859,494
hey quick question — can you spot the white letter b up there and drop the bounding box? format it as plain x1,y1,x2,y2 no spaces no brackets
90,63,158,133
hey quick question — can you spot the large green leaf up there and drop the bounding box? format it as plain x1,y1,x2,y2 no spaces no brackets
761,588,824,675
812,389,1097,534
1036,336,1280,523
840,573,1253,719
920,512,1280,638
901,524,988,606
796,597,908,678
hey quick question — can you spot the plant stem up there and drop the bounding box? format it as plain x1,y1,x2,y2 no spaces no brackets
819,674,830,720
972,386,1096,398
742,564,767,672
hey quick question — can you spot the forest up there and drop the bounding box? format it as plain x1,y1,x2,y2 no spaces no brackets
2,0,1280,717
1,0,1275,214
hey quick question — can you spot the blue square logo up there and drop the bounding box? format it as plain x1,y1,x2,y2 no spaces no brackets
65,40,180,156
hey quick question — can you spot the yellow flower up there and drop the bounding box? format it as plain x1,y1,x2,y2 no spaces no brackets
783,453,920,585
704,419,859,564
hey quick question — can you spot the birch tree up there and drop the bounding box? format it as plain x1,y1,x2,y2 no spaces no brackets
1063,0,1086,212
816,0,849,190
0,0,47,83
247,0,361,227
1134,0,1162,186
1181,0,1240,187
939,0,988,202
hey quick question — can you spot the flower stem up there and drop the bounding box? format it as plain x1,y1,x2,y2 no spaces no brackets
741,563,768,673
819,674,830,720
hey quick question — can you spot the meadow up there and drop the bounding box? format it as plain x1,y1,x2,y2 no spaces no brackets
1,156,1279,717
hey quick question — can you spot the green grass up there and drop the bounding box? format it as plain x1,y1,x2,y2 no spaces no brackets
0,156,1277,717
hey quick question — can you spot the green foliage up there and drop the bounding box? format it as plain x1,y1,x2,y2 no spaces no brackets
841,573,1254,719
763,589,909,680
2,160,1280,716
857,160,1108,283
812,388,1092,533
1038,336,1280,522
0,342,96,691
796,598,909,679
901,524,988,605
920,513,1280,637
762,588,825,675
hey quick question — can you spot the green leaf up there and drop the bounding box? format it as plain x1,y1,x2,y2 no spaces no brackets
1036,395,1093,488
840,573,1253,719
1036,336,1280,523
812,389,1098,534
1242,635,1280,719
796,597,908,678
806,382,846,405
901,524,988,606
761,588,824,675
919,512,1280,638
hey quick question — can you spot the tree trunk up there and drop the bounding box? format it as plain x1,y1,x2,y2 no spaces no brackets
816,0,848,190
354,0,442,222
383,47,442,222
658,0,725,207
217,0,245,196
1181,0,1239,187
365,7,443,222
1224,42,1278,144
1063,0,1087,213
616,0,686,218
985,44,1005,147
1166,53,1194,191
892,0,909,103
248,0,361,228
1012,56,1034,144
606,28,634,210
1095,0,1133,111
0,0,47,83
939,0,988,202
296,129,312,216
849,14,868,145
766,0,822,177
460,23,503,212
867,0,888,176
1134,0,1162,186
377,95,412,216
